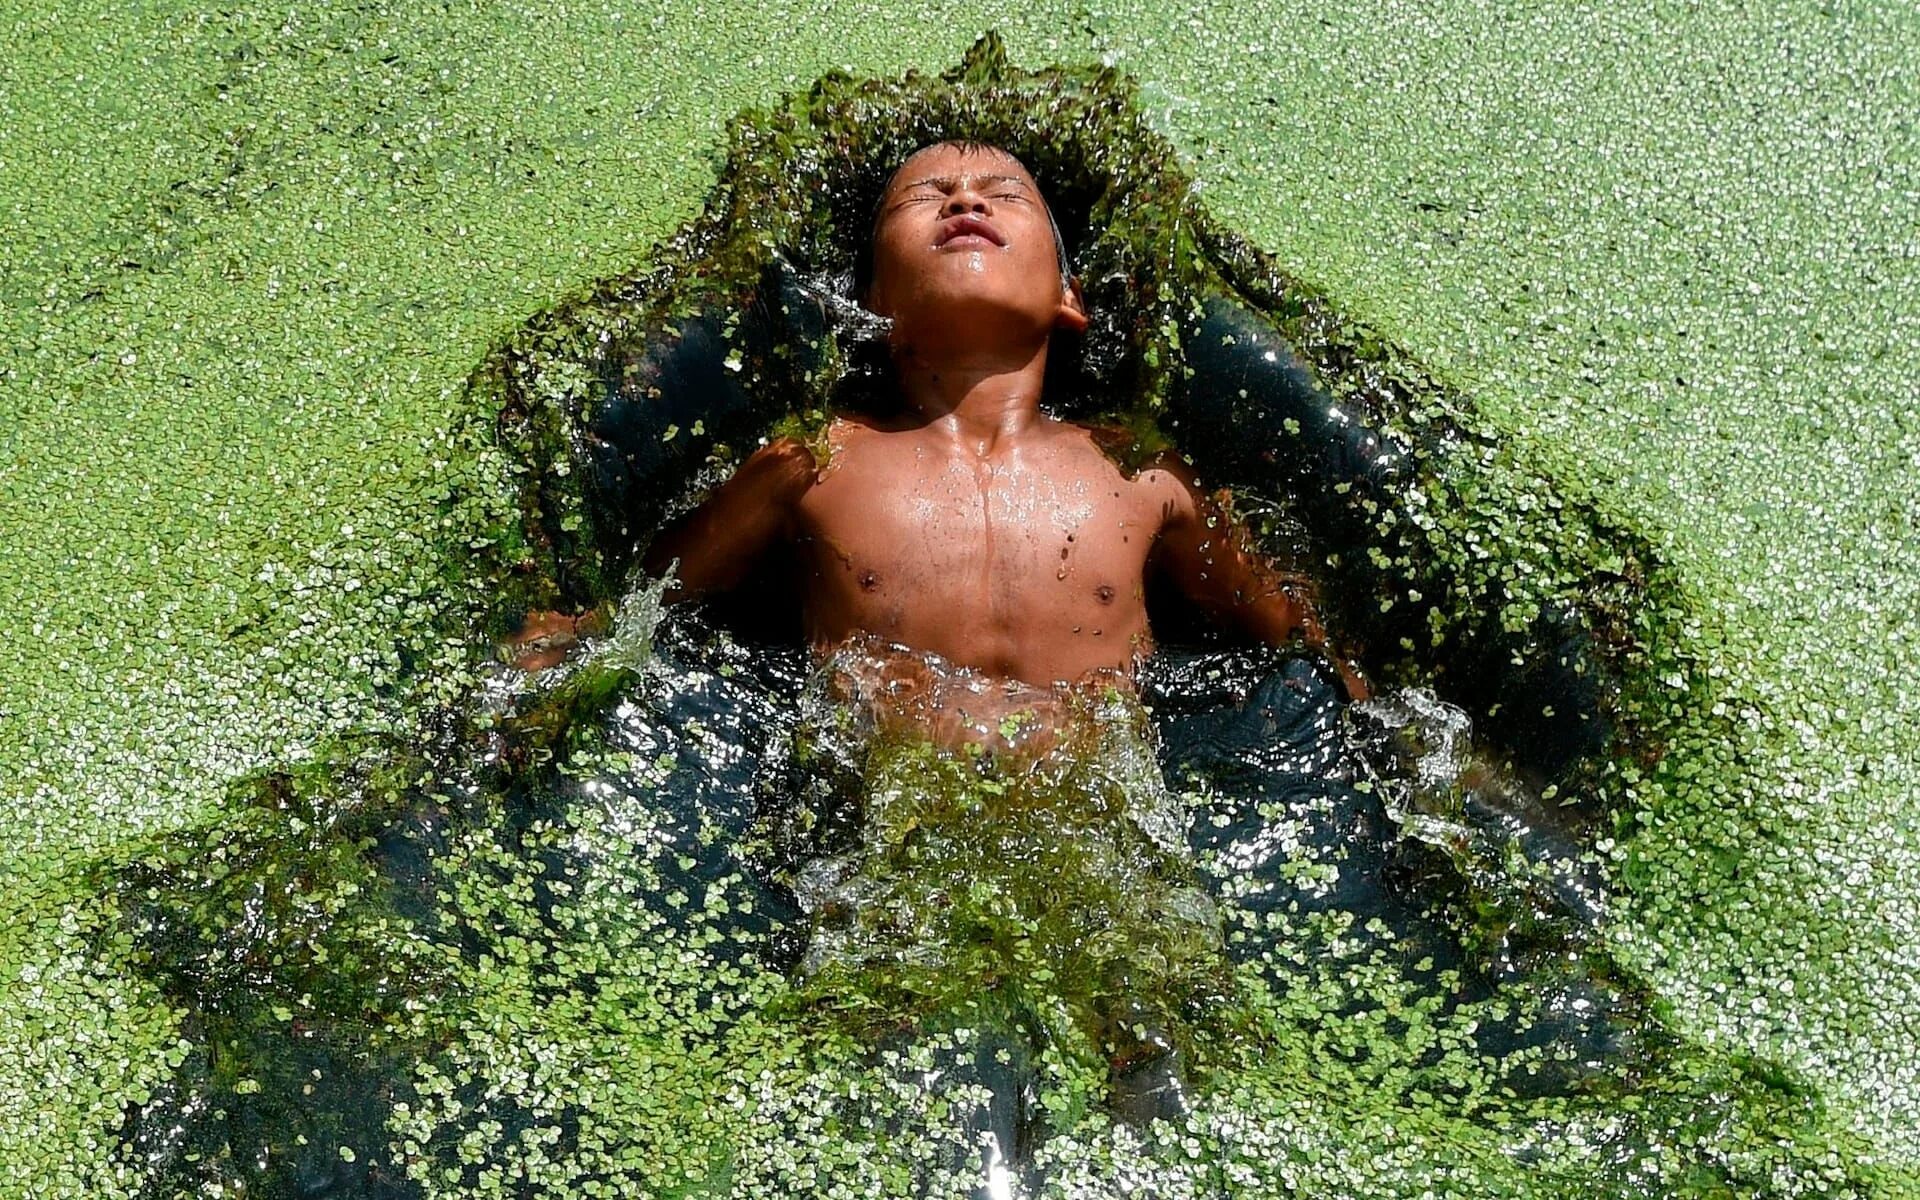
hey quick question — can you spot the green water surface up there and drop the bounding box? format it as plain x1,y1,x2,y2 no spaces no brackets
3,2,1916,1195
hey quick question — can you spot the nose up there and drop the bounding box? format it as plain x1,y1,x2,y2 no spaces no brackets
941,183,991,216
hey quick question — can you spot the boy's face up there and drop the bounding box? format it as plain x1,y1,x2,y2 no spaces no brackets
864,143,1087,345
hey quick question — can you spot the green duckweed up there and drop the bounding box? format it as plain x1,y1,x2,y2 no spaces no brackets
5,4,1918,1196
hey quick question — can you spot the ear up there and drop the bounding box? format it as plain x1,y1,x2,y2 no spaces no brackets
1054,275,1089,334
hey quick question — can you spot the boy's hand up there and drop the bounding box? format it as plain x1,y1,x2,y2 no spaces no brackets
503,609,606,672
1332,654,1372,703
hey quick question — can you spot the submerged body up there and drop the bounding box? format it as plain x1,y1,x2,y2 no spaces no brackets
784,637,1217,1121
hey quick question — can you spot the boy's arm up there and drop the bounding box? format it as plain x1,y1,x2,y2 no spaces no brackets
1144,457,1371,700
640,437,817,599
506,438,816,669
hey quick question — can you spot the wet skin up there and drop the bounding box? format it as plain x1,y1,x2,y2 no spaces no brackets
512,143,1367,705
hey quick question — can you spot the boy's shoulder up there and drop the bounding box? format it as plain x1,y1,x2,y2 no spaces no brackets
1078,420,1137,460
1064,422,1193,491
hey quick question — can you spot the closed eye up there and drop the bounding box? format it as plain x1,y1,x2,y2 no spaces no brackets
888,193,945,211
887,175,1037,206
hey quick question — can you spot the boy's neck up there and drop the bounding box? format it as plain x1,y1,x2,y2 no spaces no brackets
890,340,1050,454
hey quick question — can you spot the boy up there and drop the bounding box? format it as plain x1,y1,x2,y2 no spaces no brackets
509,142,1372,1127
513,140,1368,727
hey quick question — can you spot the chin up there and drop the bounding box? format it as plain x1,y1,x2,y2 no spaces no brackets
916,280,1051,320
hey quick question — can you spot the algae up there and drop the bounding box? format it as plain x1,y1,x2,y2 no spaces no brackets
4,2,1918,1196
52,35,1903,1198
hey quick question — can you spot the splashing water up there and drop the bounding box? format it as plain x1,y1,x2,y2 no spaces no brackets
111,580,1869,1197
776,252,897,349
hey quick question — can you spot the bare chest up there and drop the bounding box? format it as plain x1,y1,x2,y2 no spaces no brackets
792,435,1161,635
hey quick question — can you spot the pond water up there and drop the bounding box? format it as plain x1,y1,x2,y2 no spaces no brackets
103,35,1890,1200
112,588,1857,1198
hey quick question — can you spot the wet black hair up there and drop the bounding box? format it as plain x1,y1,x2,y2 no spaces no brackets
853,139,1076,300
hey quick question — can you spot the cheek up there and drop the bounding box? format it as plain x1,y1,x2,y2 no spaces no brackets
869,229,929,298
864,253,907,312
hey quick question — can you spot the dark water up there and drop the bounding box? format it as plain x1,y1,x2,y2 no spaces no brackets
113,595,1735,1198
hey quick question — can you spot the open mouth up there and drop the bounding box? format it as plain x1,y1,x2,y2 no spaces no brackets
935,214,1006,249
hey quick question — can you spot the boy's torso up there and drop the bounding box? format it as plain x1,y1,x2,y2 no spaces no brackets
793,414,1174,686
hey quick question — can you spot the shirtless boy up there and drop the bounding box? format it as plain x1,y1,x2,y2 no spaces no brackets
505,143,1368,1128
512,141,1367,729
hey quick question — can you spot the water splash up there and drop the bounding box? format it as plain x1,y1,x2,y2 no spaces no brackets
111,598,1875,1197
775,251,896,348
1355,686,1474,794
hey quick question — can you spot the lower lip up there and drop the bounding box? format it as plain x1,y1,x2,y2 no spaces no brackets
938,235,999,250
